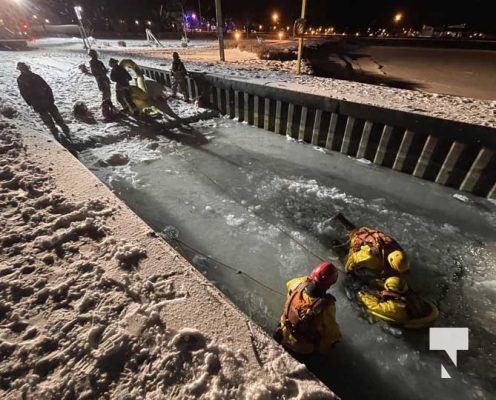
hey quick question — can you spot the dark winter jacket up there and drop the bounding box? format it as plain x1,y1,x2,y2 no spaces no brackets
89,59,109,80
110,65,132,87
171,59,187,78
17,71,55,112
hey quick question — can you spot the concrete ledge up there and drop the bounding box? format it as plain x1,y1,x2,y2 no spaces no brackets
0,124,336,398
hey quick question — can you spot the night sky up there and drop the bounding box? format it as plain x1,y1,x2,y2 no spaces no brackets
219,0,494,31
49,0,494,33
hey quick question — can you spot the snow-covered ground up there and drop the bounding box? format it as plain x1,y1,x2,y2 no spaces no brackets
77,37,496,128
0,41,336,399
1,37,495,400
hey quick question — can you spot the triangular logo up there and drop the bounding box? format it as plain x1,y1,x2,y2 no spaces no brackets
441,364,451,379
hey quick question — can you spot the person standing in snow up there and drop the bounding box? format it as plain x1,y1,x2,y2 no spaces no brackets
88,49,112,102
109,58,138,115
16,62,70,139
274,261,341,356
170,52,190,102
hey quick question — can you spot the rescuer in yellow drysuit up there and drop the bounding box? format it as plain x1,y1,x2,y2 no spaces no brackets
276,262,341,355
357,276,430,323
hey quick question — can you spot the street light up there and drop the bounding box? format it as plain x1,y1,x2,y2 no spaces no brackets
74,6,90,50
272,12,279,23
394,13,403,23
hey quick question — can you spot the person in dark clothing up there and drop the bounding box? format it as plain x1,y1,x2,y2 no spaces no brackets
88,49,111,102
109,58,138,115
16,62,70,138
171,52,189,102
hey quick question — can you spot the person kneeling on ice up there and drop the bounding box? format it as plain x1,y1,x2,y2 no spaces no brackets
334,214,409,276
109,58,138,116
275,262,341,355
357,276,433,324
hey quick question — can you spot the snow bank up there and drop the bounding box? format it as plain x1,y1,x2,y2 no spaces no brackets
0,120,336,399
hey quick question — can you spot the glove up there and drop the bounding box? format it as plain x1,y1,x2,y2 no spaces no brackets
345,245,374,272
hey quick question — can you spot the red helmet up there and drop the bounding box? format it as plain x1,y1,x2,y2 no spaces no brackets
310,261,338,289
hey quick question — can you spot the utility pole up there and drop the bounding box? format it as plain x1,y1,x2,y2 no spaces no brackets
296,0,307,75
198,0,202,26
215,0,225,61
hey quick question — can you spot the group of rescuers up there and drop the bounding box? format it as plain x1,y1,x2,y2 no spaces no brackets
16,49,189,139
17,50,430,358
275,213,432,357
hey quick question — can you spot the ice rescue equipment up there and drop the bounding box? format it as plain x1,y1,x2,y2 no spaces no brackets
283,281,333,341
118,59,162,118
349,227,409,273
310,261,339,290
351,227,400,256
357,289,439,329
119,59,146,92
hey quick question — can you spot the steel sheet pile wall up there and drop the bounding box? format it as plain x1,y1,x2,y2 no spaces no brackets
140,65,496,199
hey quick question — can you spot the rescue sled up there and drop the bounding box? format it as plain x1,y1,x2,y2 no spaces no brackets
360,296,439,329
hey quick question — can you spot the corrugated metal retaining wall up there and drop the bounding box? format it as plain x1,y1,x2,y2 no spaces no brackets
140,65,496,199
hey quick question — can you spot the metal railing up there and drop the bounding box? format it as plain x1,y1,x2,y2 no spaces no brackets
140,65,496,199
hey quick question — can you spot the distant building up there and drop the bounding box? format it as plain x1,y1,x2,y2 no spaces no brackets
420,23,485,39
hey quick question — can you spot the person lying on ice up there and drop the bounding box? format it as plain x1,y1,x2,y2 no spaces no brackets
274,262,341,356
16,62,70,139
357,276,432,323
333,213,409,276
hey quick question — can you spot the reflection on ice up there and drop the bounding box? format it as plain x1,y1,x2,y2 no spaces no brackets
79,116,496,400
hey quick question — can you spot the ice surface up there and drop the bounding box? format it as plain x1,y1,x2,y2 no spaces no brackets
1,38,495,400
81,116,496,400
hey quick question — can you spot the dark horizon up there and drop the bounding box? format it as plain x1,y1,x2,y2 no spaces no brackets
41,0,495,33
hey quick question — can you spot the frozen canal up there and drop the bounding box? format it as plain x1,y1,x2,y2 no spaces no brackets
79,115,496,400
1,39,494,399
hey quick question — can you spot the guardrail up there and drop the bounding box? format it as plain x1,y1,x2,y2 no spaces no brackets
139,65,496,199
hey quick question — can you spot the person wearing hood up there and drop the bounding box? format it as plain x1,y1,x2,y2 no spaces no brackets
16,62,70,138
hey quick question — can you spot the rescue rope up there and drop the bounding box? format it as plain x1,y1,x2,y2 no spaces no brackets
159,232,286,297
192,166,346,274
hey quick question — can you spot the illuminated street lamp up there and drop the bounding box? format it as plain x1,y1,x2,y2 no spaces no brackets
74,6,90,49
393,12,404,36
272,13,279,23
